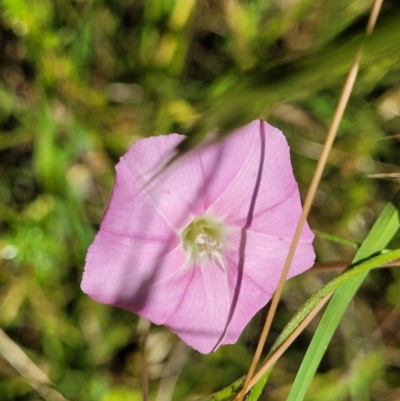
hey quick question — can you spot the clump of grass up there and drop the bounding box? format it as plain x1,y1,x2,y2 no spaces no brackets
0,1,400,400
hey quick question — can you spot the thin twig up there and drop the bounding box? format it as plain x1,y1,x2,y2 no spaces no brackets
248,259,357,392
138,318,151,401
235,0,385,399
0,328,70,401
155,342,190,401
247,294,333,390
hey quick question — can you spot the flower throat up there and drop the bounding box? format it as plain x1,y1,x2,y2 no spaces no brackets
182,216,226,271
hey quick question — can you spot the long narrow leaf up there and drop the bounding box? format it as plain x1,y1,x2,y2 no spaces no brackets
245,250,400,401
285,190,400,401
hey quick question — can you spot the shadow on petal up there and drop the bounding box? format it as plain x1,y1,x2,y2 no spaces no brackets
213,120,266,350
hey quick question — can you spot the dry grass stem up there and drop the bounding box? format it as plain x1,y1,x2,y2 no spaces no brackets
138,318,151,401
0,328,70,401
235,0,385,399
248,294,333,391
155,342,190,401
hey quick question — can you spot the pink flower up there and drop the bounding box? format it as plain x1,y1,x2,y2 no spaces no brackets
81,120,315,353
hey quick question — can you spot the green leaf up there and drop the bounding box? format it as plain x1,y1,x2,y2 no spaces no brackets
245,248,400,401
176,10,400,154
313,230,359,248
285,190,400,401
196,377,245,401
201,191,400,401
245,370,271,401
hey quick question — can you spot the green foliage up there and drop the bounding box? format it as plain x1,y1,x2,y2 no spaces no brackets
285,192,400,401
1,0,400,400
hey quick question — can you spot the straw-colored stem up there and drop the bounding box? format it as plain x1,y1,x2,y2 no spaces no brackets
0,328,70,401
235,0,385,399
247,294,332,390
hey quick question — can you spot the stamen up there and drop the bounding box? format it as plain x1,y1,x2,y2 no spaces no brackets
195,234,207,244
182,216,226,271
194,233,225,271
212,249,226,273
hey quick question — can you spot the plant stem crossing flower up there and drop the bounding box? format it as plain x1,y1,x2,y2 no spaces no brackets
81,120,315,353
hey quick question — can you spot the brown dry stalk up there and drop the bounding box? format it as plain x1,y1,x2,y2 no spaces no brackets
141,333,150,401
235,0,385,399
0,328,70,401
137,318,151,401
247,293,333,391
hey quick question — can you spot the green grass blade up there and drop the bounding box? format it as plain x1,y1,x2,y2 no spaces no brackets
273,249,400,354
202,192,400,401
197,377,244,401
245,370,271,401
313,230,359,248
245,249,400,401
178,10,400,152
285,191,400,401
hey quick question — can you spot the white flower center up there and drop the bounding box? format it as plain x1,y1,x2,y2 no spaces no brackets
182,216,226,272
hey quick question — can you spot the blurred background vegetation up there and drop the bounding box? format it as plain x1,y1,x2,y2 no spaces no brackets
0,0,400,400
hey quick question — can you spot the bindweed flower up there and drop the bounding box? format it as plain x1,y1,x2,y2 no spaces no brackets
81,120,315,353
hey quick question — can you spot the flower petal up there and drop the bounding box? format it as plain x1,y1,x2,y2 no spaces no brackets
81,230,189,323
164,260,232,353
208,121,298,226
101,157,176,238
217,229,315,345
248,190,315,241
120,123,260,230
82,119,316,354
